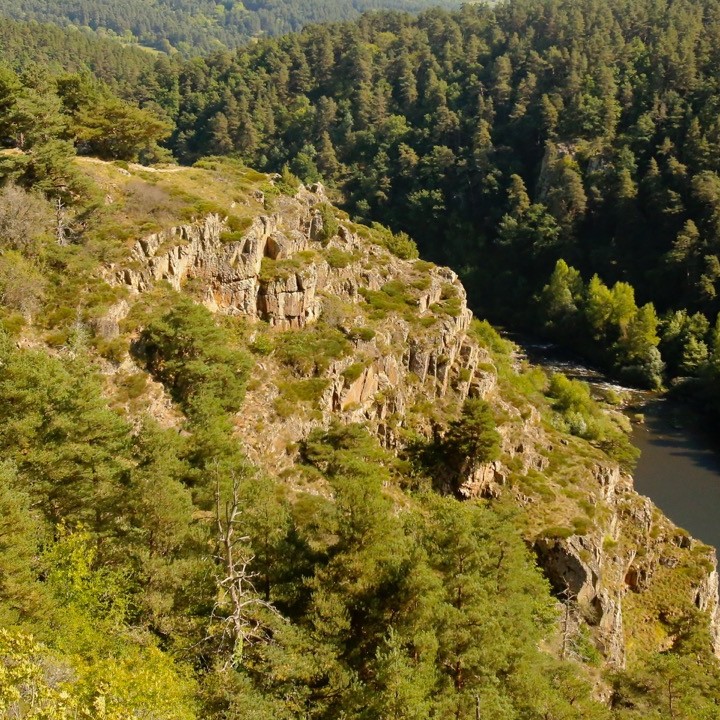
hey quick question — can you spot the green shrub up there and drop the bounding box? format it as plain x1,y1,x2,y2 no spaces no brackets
414,260,435,272
347,327,376,342
342,362,367,384
441,283,457,300
325,248,355,269
95,336,127,363
360,281,415,317
548,372,640,470
276,164,301,195
369,222,419,259
572,516,592,535
227,215,253,232
220,217,253,243
275,324,350,376
469,319,514,357
249,334,274,355
317,203,338,243
260,252,316,282
276,378,329,415
540,526,574,540
45,329,70,347
412,276,431,290
430,294,462,317
139,297,252,415
0,312,24,336
444,398,501,465
117,372,148,401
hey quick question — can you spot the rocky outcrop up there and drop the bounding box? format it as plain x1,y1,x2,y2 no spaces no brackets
106,181,720,671
531,458,720,667
110,183,490,445
114,210,319,327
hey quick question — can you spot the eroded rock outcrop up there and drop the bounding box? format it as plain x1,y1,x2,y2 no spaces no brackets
107,181,720,670
110,184,491,453
115,209,319,326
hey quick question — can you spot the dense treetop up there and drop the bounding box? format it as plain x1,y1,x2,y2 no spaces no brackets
114,0,720,394
0,0,461,55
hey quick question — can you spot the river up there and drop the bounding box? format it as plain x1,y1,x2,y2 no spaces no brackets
632,399,720,550
512,335,720,551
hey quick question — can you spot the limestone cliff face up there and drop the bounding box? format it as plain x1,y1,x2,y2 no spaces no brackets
110,184,492,456
115,189,322,327
108,182,719,669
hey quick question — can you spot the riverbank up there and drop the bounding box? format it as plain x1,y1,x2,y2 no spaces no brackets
506,332,720,551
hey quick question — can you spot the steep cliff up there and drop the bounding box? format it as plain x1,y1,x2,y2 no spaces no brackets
98,170,720,670
109,183,489,456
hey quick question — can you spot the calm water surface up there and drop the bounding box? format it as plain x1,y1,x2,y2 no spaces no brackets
632,399,720,550
511,334,720,551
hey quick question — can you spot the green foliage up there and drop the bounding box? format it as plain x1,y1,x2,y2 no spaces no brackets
42,526,130,626
360,280,415,318
612,637,720,720
275,165,301,196
0,250,46,318
324,247,355,269
4,0,463,56
0,462,43,625
547,373,640,470
275,323,350,376
249,333,274,356
140,297,252,415
0,627,198,720
369,222,419,260
259,252,316,282
73,97,170,161
41,0,710,398
220,216,254,243
340,361,367,383
0,337,133,530
316,203,338,243
277,378,329,407
346,326,376,342
0,183,53,255
469,318,514,358
1,4,720,716
539,261,664,388
445,398,501,467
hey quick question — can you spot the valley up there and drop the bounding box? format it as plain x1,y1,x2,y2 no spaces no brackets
1,0,720,717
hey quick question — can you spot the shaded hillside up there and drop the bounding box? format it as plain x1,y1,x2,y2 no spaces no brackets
0,0,461,55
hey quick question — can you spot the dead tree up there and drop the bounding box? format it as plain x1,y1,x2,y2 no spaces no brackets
55,198,68,246
212,474,279,668
559,581,577,661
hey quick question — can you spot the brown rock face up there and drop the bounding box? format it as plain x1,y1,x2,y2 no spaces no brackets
107,183,720,670
114,209,320,326
110,185,493,450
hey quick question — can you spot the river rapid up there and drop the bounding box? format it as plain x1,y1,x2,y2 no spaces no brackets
512,335,720,551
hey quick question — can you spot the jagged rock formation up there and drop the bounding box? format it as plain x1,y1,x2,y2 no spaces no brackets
111,184,490,449
107,182,720,669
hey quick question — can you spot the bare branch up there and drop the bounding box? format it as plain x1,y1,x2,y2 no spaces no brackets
210,472,282,669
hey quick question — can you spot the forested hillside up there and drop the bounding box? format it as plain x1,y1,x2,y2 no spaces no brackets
0,0,460,55
0,152,718,719
91,0,720,398
3,0,720,716
7,0,720,392
0,17,160,92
